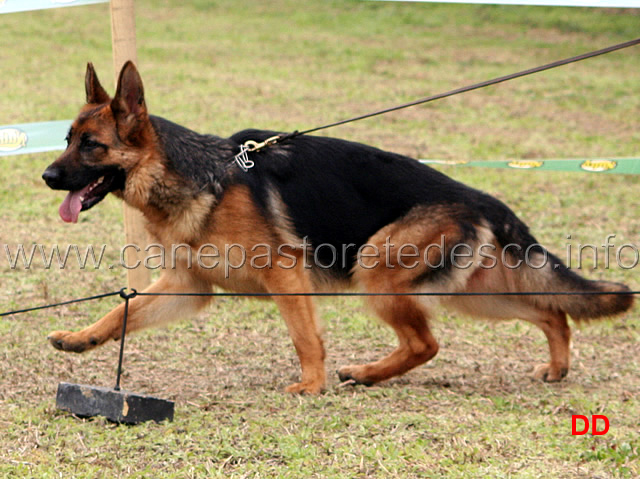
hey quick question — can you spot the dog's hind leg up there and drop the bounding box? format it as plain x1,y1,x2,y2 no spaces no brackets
48,270,212,353
526,311,571,382
337,294,439,386
447,260,573,382
337,211,460,385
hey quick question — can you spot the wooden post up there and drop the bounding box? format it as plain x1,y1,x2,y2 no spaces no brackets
110,0,151,290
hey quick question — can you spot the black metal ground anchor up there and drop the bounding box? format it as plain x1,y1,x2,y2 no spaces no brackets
55,287,174,424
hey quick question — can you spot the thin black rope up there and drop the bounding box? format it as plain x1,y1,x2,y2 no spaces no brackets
114,288,137,391
276,37,640,143
135,290,639,298
0,290,121,317
2,289,637,319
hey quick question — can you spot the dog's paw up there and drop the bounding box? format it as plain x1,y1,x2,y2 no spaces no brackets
533,363,569,383
285,381,324,395
47,330,100,353
336,366,375,387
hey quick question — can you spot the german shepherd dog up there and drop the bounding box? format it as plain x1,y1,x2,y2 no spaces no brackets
42,62,633,394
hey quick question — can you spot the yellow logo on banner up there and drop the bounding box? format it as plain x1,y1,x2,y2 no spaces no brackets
580,160,617,172
507,160,543,169
0,128,28,152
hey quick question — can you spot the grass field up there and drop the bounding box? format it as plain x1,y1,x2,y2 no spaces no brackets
1,1,639,477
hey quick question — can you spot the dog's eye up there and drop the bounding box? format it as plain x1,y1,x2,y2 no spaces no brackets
80,134,106,151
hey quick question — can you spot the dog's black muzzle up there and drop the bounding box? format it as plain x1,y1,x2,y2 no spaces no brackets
42,166,66,190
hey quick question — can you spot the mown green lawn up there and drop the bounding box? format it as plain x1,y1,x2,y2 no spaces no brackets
1,1,639,477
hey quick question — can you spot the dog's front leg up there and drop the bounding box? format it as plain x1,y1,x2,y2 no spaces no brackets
264,269,326,395
274,294,326,394
48,270,212,353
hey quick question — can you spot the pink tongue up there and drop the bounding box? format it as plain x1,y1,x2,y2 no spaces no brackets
59,184,92,223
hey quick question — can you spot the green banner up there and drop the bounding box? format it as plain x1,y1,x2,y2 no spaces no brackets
374,1,640,7
421,158,640,175
0,121,70,156
1,120,637,176
0,0,107,14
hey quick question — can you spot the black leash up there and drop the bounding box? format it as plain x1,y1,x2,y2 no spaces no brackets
235,36,640,163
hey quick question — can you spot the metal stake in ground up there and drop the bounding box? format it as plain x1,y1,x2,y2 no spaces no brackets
56,288,174,424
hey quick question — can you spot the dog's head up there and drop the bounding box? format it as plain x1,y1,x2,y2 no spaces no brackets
43,61,153,223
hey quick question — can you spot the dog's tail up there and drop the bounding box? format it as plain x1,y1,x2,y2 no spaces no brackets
521,250,634,320
479,198,634,320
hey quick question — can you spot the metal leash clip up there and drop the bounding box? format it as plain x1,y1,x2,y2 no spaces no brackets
244,135,281,152
234,135,281,172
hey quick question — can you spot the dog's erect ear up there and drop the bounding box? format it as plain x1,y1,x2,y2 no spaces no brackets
111,61,149,143
85,63,110,104
111,61,146,120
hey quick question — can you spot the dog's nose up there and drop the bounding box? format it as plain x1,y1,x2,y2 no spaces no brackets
42,167,63,188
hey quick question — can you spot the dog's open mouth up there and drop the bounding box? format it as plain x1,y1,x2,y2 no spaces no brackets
59,173,121,223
